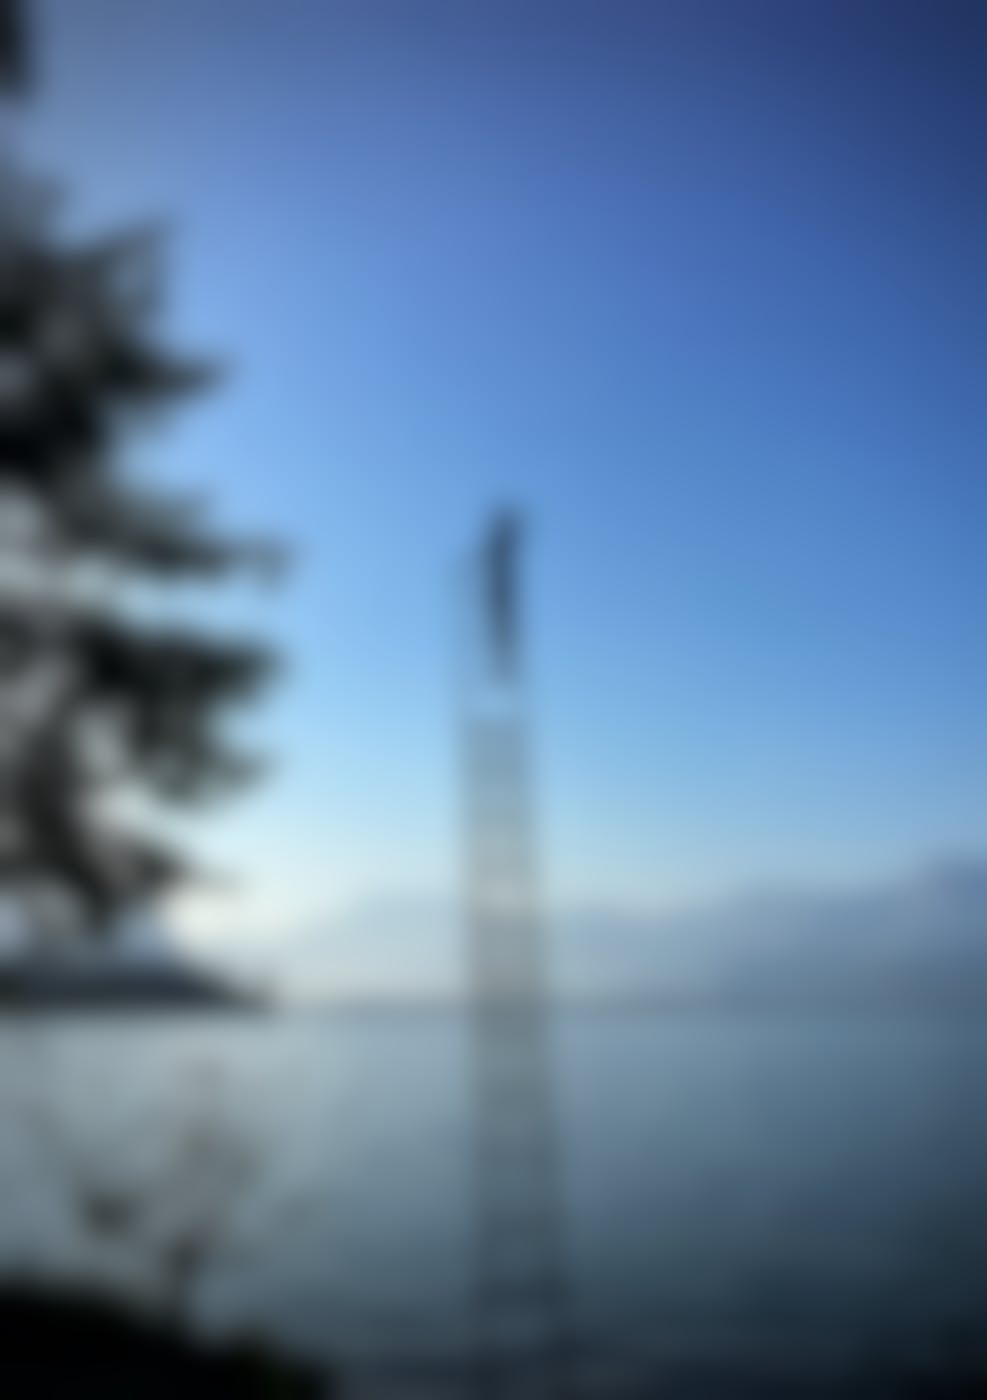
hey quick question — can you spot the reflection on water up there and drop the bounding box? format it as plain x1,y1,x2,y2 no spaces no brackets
0,1008,985,1395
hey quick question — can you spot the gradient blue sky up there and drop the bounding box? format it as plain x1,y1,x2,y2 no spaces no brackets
23,0,986,946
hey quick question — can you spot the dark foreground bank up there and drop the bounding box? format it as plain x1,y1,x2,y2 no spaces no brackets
0,1288,330,1398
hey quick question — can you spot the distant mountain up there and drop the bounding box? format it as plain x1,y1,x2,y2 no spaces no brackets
713,858,987,1010
550,858,987,1008
263,856,987,1009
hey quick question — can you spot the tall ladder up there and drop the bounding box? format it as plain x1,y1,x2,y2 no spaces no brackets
459,512,573,1400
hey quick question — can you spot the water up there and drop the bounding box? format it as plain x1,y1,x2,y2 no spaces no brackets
0,1008,984,1393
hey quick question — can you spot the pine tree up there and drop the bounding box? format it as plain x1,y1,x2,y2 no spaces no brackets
0,154,278,942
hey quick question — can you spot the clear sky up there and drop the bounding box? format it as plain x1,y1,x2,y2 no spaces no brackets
22,0,987,951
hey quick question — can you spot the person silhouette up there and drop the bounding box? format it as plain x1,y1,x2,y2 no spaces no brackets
484,508,522,682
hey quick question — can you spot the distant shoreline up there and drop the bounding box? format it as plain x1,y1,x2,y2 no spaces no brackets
0,964,269,1014
287,993,987,1018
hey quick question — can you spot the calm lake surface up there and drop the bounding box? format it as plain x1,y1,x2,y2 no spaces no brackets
0,1009,984,1393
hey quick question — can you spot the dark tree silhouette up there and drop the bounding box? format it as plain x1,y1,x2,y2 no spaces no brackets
0,157,279,939
0,0,28,95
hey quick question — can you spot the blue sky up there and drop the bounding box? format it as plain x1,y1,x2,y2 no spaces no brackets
23,0,987,949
